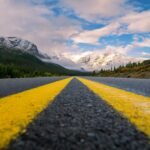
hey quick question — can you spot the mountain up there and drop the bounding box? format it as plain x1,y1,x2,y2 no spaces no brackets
0,37,90,78
0,36,145,72
0,37,83,71
78,51,143,71
0,37,50,59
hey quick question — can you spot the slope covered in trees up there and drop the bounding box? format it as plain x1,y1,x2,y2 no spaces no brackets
0,48,90,78
96,60,150,78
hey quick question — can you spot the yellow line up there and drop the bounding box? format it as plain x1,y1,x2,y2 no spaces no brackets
0,77,72,149
77,77,150,137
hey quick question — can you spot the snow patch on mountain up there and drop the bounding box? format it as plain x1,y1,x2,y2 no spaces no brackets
77,51,144,71
0,37,38,54
0,37,50,59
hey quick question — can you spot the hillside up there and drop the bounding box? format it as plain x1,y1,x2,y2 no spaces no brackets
0,47,90,78
96,60,150,78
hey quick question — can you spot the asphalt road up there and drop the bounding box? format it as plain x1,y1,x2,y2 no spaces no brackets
0,77,66,97
8,79,150,150
85,77,150,97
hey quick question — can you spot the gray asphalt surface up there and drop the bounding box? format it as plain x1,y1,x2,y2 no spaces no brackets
85,77,150,97
8,79,150,150
0,77,66,98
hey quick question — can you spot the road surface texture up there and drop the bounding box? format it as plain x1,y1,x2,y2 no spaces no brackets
0,77,66,97
85,77,150,97
8,79,150,150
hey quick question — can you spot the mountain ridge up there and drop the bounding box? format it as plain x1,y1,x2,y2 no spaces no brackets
78,51,144,71
0,36,50,59
0,36,146,72
0,47,90,78
0,36,84,71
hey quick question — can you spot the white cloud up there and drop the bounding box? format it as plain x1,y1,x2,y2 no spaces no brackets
71,10,150,45
72,23,120,44
0,0,80,55
60,0,132,21
121,11,150,33
70,37,150,62
141,52,150,57
110,37,150,55
133,38,150,47
0,0,149,70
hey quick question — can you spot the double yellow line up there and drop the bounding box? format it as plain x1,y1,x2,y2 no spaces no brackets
0,77,150,149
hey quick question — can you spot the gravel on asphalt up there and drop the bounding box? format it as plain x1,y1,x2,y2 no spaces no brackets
8,79,150,150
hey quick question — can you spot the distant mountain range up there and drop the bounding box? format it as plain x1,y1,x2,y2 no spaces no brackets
0,37,90,78
78,51,144,71
0,37,84,71
0,36,145,72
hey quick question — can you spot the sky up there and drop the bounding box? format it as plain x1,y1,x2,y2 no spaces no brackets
0,0,150,60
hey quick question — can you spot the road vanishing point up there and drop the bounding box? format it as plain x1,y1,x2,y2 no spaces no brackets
0,77,150,150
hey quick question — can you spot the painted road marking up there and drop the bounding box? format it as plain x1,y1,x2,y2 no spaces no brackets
78,77,150,138
0,77,72,149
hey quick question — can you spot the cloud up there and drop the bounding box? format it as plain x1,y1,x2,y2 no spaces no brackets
70,37,150,61
72,23,120,44
71,10,150,45
106,37,150,55
133,38,150,47
113,37,150,55
141,52,150,57
121,11,150,33
0,0,80,54
0,0,149,70
60,0,132,21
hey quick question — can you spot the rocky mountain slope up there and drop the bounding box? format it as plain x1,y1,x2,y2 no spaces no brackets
78,51,143,71
0,37,50,59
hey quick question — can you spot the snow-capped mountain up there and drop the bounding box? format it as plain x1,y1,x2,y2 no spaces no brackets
0,36,144,72
0,37,49,59
0,36,83,70
78,51,143,71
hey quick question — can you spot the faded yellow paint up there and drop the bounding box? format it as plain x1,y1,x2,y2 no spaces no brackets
78,77,150,137
0,77,72,149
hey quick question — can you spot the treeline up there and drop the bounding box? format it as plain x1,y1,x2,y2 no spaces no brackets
0,64,56,78
95,60,150,78
0,47,90,78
